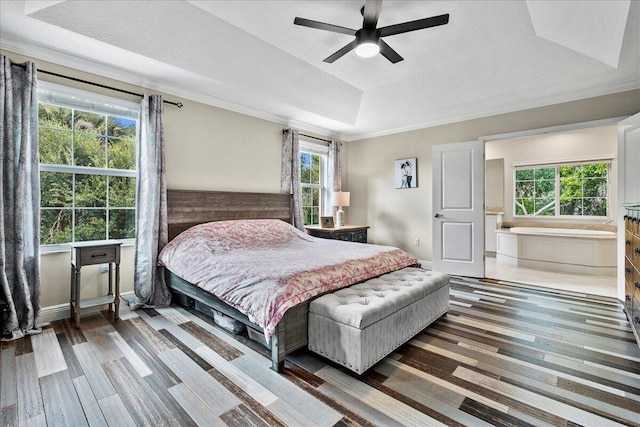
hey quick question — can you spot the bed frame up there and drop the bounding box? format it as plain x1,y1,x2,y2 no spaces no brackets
165,189,307,372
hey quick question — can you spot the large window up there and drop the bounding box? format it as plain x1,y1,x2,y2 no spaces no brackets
38,83,139,249
514,162,609,217
299,141,328,225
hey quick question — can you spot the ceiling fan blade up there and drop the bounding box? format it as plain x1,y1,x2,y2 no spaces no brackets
323,40,358,63
379,13,449,37
362,0,382,29
379,39,403,63
294,17,356,36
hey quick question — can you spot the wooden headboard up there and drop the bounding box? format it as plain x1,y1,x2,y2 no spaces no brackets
166,189,293,241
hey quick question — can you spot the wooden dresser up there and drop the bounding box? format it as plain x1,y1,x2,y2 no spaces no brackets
624,206,640,342
305,225,369,243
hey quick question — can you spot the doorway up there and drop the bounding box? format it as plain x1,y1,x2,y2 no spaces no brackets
482,121,619,298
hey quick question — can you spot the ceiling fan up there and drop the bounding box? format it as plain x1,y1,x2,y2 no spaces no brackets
293,0,449,64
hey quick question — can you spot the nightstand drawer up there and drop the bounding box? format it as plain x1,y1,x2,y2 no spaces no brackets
79,246,118,265
305,225,369,244
352,230,367,243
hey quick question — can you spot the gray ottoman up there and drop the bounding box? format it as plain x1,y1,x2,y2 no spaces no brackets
308,267,449,374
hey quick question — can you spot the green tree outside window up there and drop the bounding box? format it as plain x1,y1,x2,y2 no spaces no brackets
300,151,322,225
39,102,137,245
514,163,608,217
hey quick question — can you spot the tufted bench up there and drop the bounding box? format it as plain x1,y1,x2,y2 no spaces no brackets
308,267,449,374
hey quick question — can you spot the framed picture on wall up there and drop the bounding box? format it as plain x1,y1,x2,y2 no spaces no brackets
321,216,335,228
395,158,417,189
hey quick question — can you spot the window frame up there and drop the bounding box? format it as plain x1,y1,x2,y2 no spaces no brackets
513,160,611,219
299,140,329,226
38,82,140,252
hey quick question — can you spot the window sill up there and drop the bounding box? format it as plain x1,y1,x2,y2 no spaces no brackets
513,216,609,221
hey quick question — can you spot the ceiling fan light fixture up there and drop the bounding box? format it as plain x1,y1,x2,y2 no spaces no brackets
355,41,380,57
355,27,380,58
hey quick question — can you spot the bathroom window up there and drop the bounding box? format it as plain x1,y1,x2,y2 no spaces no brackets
514,162,609,217
514,167,556,216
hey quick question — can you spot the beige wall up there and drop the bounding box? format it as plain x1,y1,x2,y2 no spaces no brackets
485,158,504,211
347,91,640,261
486,125,618,227
163,98,283,192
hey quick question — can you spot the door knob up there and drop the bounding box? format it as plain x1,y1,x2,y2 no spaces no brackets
434,213,443,218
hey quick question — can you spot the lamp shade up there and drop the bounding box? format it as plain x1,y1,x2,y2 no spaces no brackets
332,191,350,207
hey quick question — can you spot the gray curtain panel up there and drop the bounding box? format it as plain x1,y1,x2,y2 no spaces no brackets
0,55,44,340
130,94,171,309
324,139,342,216
280,129,304,229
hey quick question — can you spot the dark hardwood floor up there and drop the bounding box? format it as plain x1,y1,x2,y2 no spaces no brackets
1,276,639,426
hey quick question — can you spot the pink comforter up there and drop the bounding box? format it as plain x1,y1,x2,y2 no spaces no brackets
158,219,420,340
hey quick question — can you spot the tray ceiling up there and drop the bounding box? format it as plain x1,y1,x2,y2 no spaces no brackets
1,0,638,140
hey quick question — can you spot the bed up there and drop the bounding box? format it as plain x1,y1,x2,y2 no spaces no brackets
162,189,420,372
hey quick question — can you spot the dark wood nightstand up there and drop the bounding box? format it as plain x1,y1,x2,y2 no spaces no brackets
305,225,369,243
70,240,122,327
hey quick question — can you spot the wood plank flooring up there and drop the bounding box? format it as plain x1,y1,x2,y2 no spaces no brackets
1,276,639,426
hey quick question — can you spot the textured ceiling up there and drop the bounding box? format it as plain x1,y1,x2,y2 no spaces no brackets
1,0,638,140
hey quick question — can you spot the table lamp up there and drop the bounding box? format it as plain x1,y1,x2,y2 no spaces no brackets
332,191,350,227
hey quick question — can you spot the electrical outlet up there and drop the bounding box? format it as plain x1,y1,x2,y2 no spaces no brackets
414,238,420,246
100,264,109,273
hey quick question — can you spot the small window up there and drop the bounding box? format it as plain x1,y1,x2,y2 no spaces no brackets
514,162,609,218
299,141,328,225
559,164,608,216
38,83,139,250
514,167,556,216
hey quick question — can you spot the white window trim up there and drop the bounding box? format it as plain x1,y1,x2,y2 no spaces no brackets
513,160,611,219
39,81,140,118
38,83,139,252
299,140,329,156
40,164,136,177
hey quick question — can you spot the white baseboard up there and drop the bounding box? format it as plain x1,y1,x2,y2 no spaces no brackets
39,291,135,324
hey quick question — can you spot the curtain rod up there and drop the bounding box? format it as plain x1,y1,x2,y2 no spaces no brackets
282,129,332,143
10,63,183,108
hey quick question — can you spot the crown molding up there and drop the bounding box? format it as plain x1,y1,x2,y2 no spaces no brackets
343,80,640,142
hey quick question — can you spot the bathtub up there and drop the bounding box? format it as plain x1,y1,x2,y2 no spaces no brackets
495,227,616,276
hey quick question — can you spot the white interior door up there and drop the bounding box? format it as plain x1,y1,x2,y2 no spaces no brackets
432,140,485,277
